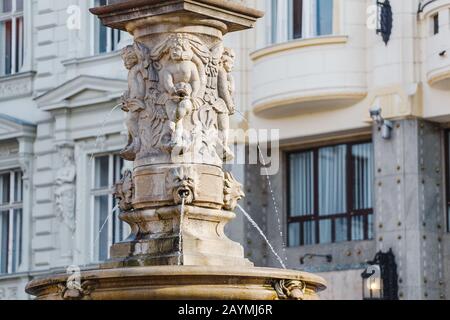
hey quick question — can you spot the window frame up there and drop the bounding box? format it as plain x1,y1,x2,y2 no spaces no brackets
286,140,374,247
91,0,122,56
90,153,126,263
0,0,24,76
0,168,23,274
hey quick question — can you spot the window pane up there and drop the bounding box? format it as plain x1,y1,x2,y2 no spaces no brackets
303,221,316,245
271,0,278,43
319,220,331,244
16,0,23,11
94,156,110,189
12,209,21,272
319,145,347,215
351,215,364,241
0,211,9,274
0,173,10,205
15,16,23,73
289,152,314,217
335,217,348,242
14,171,22,203
368,214,373,240
292,0,303,39
288,223,300,247
316,0,333,36
0,20,12,75
113,155,124,184
353,143,374,210
94,195,109,261
1,0,12,13
433,14,439,35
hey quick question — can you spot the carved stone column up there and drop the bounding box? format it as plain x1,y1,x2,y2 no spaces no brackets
26,1,328,301
91,0,263,267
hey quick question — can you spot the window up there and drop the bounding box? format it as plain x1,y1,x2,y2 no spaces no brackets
0,169,23,274
93,0,121,54
287,141,374,247
270,0,278,44
0,0,24,76
91,154,128,262
284,0,333,41
432,13,439,35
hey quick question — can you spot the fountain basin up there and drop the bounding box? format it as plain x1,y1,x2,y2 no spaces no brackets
25,265,326,300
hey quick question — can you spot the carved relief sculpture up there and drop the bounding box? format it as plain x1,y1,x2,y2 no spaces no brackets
274,280,307,300
223,171,244,211
120,43,150,161
114,169,134,211
217,48,236,161
25,0,327,301
55,147,76,232
166,166,199,205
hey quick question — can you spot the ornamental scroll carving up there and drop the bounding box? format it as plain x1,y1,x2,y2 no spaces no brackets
119,34,237,165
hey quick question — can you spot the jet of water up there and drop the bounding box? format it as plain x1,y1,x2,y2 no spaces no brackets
235,110,288,264
237,204,286,269
177,198,186,266
89,103,122,162
91,204,120,260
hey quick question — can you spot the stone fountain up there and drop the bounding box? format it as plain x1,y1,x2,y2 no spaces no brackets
26,0,326,300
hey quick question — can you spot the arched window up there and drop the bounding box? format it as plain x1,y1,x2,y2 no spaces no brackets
0,0,24,76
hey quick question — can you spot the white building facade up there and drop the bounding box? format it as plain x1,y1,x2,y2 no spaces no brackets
0,0,449,300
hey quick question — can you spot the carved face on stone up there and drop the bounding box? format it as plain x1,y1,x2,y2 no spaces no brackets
168,37,193,62
122,46,139,70
222,48,235,73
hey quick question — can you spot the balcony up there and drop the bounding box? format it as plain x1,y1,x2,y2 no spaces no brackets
250,36,367,119
420,0,450,88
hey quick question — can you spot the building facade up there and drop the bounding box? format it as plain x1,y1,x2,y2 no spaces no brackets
0,0,449,300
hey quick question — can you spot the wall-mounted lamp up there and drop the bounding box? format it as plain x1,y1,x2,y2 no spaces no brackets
377,0,393,45
361,249,399,300
370,106,393,140
300,254,332,265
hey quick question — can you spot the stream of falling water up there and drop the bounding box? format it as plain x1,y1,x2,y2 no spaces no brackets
89,103,122,162
235,110,288,265
91,205,120,259
237,204,286,269
177,198,186,266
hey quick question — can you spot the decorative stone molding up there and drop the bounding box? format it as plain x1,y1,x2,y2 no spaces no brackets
274,280,306,300
0,71,35,101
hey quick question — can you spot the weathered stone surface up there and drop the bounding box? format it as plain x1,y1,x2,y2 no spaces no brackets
26,0,326,301
26,266,326,300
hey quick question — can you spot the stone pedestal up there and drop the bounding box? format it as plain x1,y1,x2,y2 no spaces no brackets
26,0,327,301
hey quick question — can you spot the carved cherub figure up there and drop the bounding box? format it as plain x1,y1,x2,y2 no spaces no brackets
120,43,149,161
217,48,236,161
155,34,202,150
